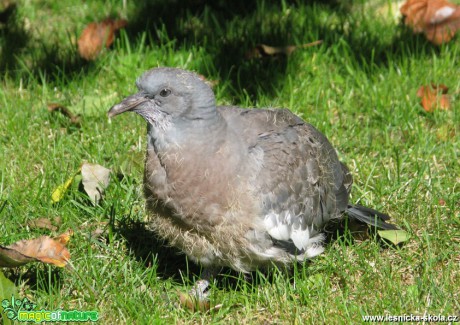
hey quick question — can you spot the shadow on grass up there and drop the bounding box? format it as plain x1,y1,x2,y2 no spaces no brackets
2,266,64,298
123,0,438,101
0,2,92,84
0,3,28,73
112,215,302,292
1,0,440,100
113,216,200,283
112,209,396,297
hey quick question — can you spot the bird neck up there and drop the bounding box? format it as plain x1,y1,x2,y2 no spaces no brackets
147,112,227,156
183,101,217,121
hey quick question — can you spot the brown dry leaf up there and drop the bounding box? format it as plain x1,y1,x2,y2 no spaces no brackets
47,103,81,125
401,0,431,32
416,84,450,112
0,246,35,267
55,229,73,246
27,217,62,231
0,230,72,268
400,0,460,44
245,40,323,59
78,18,128,60
81,163,111,205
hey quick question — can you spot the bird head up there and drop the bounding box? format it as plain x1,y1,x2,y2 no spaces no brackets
108,68,217,125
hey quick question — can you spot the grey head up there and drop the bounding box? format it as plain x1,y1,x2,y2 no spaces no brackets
108,68,217,125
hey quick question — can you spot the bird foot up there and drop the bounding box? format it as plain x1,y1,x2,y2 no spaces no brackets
188,279,210,301
178,279,211,311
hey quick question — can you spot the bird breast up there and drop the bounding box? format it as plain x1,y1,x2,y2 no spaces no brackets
144,130,261,232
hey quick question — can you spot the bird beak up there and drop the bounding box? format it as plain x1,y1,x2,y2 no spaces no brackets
108,93,148,118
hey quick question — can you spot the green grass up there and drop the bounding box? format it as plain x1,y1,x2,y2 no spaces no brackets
1,0,459,323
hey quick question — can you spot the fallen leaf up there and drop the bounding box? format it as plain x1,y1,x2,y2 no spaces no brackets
27,217,61,231
81,163,111,205
47,103,81,125
55,229,73,246
0,247,35,267
245,40,322,59
401,0,432,32
0,231,72,268
416,83,450,112
51,167,82,203
51,175,76,203
377,229,411,245
78,18,127,60
400,0,460,44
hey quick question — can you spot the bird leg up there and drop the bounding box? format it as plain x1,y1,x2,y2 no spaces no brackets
188,267,219,301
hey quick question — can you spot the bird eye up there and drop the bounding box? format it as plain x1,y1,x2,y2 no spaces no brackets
159,88,171,97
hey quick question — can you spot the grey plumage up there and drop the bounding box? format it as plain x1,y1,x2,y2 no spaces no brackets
108,67,397,274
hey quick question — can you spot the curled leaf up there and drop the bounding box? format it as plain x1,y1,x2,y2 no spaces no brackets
0,230,72,268
51,167,82,203
78,18,127,60
55,229,73,246
47,103,81,125
27,217,61,231
400,0,460,44
51,175,76,203
416,83,450,112
81,163,111,205
377,229,410,245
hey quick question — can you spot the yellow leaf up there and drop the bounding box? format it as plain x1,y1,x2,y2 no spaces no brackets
377,230,411,245
51,168,81,203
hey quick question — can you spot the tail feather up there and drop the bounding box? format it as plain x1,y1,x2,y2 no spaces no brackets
346,204,398,230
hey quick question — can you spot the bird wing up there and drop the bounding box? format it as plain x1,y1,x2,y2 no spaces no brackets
221,107,350,253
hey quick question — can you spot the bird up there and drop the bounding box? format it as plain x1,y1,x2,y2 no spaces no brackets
108,67,397,300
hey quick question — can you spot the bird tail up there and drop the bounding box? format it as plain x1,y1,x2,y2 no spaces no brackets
345,204,398,230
